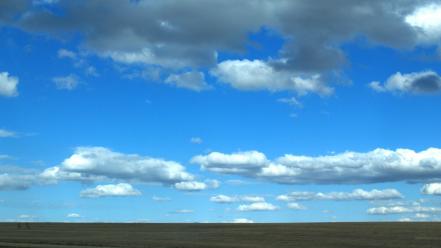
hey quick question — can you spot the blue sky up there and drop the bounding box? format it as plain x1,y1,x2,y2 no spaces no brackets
1,0,441,223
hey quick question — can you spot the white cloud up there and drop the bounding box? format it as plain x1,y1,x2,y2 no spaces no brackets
192,150,268,175
174,181,207,191
367,205,441,215
192,148,441,184
80,183,141,198
237,202,278,212
369,71,441,94
41,147,194,185
212,59,333,96
0,129,17,138
174,209,193,214
57,49,77,59
67,213,81,218
152,196,171,202
287,202,306,210
277,189,402,201
231,218,254,223
415,213,429,219
210,194,236,203
190,137,203,144
18,214,33,219
210,194,265,203
0,173,35,190
165,71,210,91
421,183,441,195
405,4,441,43
0,72,19,97
53,74,79,90
277,97,302,107
205,179,220,189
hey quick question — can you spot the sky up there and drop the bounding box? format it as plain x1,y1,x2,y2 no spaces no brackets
1,0,441,223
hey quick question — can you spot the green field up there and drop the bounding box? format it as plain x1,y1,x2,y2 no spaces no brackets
1,222,441,247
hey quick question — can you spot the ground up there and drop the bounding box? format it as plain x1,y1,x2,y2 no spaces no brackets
1,222,441,247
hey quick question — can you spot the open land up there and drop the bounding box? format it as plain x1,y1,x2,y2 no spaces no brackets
1,222,441,248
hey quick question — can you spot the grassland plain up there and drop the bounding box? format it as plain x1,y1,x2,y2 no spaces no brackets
1,222,441,248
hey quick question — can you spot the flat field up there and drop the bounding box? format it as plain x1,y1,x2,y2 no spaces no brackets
1,222,441,248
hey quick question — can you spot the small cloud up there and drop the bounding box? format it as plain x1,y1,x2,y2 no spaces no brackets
190,137,203,144
277,97,302,108
173,209,194,214
18,214,34,219
421,183,441,195
369,71,441,94
80,183,141,198
174,181,207,191
67,213,81,218
57,49,77,59
237,202,278,212
205,179,220,189
287,202,306,210
53,74,80,90
152,196,171,202
0,129,17,138
165,71,211,91
231,218,254,223
0,72,19,97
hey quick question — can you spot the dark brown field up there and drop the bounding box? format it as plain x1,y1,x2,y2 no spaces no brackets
1,222,441,248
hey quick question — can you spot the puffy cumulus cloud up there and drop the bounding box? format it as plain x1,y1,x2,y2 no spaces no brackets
367,205,441,215
165,71,210,91
212,59,333,96
174,179,220,191
192,148,441,184
210,194,265,203
287,202,306,210
0,129,17,138
174,181,206,191
52,74,80,90
238,202,278,212
80,183,141,198
370,71,441,94
0,72,19,97
6,0,436,95
277,189,403,201
421,183,441,195
41,147,194,185
191,150,268,175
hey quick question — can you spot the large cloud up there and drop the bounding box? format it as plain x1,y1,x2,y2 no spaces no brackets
0,72,19,97
192,148,441,184
276,189,403,201
4,0,436,94
40,146,194,185
370,71,441,94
